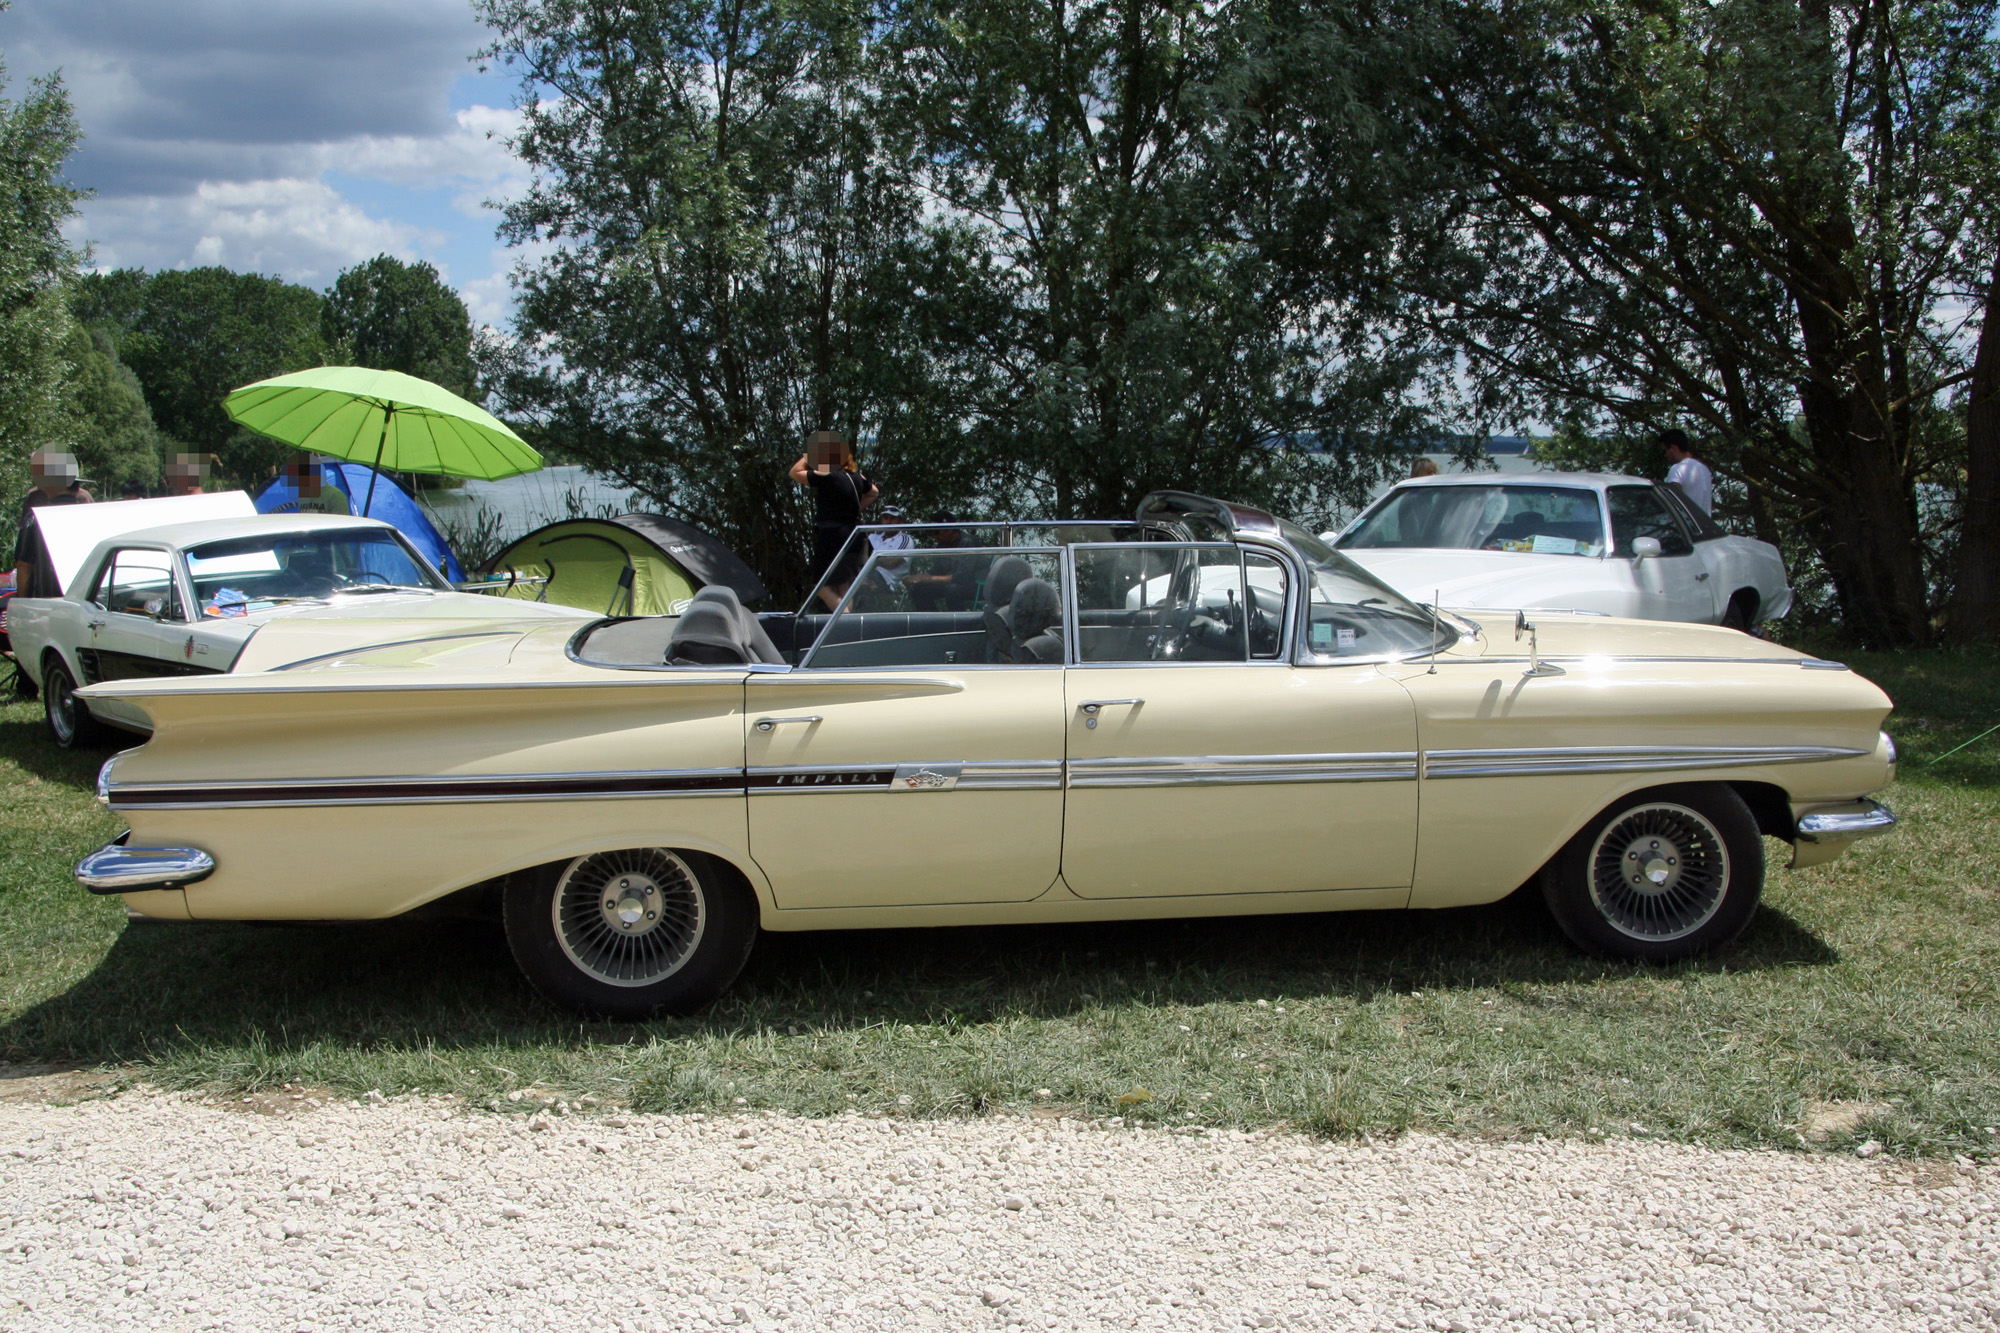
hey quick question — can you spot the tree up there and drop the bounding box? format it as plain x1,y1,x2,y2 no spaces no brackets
68,324,164,491
877,0,1438,525
1343,0,2000,646
0,48,84,515
111,268,327,485
479,0,988,601
322,254,478,396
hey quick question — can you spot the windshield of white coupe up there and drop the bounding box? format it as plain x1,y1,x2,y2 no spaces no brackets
185,530,442,618
1338,484,1606,557
1277,519,1454,658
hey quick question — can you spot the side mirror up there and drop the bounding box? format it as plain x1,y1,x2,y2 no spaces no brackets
1631,536,1662,561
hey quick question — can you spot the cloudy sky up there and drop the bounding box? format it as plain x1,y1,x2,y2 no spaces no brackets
0,0,530,326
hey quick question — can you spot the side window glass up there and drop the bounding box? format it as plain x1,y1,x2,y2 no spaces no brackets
805,550,1062,668
1243,552,1289,659
1607,487,1694,557
92,550,180,620
1073,545,1251,663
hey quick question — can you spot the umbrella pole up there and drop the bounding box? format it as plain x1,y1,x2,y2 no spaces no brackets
362,405,391,517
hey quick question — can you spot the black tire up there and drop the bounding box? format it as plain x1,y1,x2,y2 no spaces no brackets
1720,591,1759,633
503,847,758,1019
42,657,108,749
1540,782,1764,963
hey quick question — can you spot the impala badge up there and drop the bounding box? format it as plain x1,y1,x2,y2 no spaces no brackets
891,762,961,792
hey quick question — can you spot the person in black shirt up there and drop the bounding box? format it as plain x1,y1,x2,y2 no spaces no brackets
13,452,88,597
788,430,879,611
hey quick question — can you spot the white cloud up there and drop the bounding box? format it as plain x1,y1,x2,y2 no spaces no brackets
76,178,442,288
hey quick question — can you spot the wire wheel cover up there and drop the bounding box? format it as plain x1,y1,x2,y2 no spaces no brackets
552,849,706,987
1587,802,1731,942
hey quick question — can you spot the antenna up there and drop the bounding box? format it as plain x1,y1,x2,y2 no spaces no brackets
1427,590,1439,674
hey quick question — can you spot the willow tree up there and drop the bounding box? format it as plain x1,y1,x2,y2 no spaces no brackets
1351,0,2000,645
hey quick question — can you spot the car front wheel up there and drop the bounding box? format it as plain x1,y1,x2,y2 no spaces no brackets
42,657,107,750
503,847,758,1019
1540,782,1764,962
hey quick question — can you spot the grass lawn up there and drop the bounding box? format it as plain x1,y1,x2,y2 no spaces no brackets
1,643,1995,1156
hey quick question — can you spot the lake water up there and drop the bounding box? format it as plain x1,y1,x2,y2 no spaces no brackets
412,465,640,544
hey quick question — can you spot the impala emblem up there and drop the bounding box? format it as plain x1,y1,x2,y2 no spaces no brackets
891,762,961,792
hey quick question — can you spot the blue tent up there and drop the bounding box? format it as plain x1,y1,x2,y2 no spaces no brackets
254,462,466,582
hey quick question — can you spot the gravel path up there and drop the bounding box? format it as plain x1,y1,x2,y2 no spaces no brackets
1,1090,1995,1332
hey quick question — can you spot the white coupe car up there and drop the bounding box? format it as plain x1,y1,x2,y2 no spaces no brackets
1325,473,1792,629
9,497,592,748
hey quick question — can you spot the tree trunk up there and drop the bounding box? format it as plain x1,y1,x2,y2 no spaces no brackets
1951,251,2000,643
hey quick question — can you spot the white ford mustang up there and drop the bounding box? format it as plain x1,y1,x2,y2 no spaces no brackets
1325,473,1792,630
8,496,591,748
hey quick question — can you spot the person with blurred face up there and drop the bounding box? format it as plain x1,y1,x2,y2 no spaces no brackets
13,452,85,596
164,453,212,496
787,430,879,611
1660,429,1714,515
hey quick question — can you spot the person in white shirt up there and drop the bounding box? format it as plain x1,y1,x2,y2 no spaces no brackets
1660,429,1714,515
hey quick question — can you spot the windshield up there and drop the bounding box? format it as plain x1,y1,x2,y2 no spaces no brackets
1277,519,1457,659
184,529,443,618
1339,484,1605,557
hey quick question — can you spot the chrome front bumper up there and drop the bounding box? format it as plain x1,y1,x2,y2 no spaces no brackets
75,836,215,895
1795,798,1898,843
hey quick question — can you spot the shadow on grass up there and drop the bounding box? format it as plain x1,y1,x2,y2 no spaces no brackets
0,886,1838,1065
0,716,112,793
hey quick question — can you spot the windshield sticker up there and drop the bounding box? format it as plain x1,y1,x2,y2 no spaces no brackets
1337,627,1357,650
188,550,282,576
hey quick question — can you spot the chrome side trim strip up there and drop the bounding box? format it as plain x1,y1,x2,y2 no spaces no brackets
1067,753,1419,787
1422,744,1868,779
76,841,215,894
1795,799,1897,843
106,767,745,809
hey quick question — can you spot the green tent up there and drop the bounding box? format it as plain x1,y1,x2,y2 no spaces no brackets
483,514,768,617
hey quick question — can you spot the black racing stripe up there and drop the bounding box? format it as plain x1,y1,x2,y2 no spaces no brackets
111,772,744,807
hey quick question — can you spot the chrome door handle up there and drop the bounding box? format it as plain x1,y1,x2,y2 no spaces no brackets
754,715,823,733
86,619,106,630
1079,699,1143,714
1695,572,1711,581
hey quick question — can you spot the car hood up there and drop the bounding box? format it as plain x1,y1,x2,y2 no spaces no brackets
228,594,595,673
1343,549,1625,610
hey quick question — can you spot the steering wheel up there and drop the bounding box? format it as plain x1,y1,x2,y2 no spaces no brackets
1243,583,1282,656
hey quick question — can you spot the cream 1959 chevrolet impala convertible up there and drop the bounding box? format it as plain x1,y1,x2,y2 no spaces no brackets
73,493,1897,1018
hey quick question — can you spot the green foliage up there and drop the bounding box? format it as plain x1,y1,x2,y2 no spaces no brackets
66,325,163,491
882,0,1433,526
0,55,84,516
108,267,327,485
322,254,477,397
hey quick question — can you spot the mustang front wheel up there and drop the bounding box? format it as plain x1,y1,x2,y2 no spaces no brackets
1540,782,1764,962
42,658,107,750
504,848,758,1019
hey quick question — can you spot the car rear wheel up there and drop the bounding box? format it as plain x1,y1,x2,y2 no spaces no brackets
1720,591,1759,633
503,847,758,1019
42,657,108,749
1540,782,1764,962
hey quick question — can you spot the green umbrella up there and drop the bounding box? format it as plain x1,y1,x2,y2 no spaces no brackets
223,366,543,516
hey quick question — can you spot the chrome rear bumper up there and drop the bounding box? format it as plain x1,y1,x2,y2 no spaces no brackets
76,837,215,894
1795,799,1897,843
